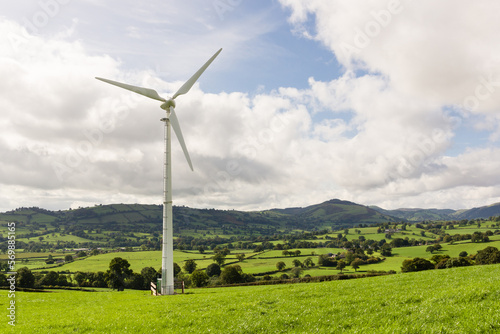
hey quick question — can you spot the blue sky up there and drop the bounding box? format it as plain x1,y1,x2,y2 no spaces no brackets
1,0,500,212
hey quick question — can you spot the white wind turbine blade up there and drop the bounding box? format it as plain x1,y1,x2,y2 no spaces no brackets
95,77,167,102
171,48,222,99
169,106,193,171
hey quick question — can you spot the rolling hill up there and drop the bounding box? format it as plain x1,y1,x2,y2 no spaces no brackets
452,202,500,220
371,202,500,221
2,200,499,241
0,199,397,239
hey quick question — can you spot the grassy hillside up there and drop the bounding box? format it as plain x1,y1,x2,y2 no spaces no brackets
3,264,500,333
0,200,399,242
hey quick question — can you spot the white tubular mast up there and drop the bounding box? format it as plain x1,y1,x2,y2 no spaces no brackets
95,48,222,296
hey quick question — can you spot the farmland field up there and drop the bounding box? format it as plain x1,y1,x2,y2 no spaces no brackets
18,237,500,276
2,263,500,333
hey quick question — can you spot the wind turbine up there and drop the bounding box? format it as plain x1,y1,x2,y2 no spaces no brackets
96,48,222,295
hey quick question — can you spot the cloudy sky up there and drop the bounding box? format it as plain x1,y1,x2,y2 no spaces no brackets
1,0,500,212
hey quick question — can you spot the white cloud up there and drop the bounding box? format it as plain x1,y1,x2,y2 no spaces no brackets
2,0,500,213
276,0,500,209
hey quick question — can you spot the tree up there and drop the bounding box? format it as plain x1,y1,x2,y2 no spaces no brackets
291,267,303,278
430,254,450,264
74,272,87,286
173,263,181,277
426,246,435,254
183,259,197,274
345,252,355,265
141,267,158,287
236,253,245,262
380,244,392,256
107,257,132,291
76,250,87,258
401,258,434,272
57,274,70,286
212,253,226,266
220,265,244,284
16,267,35,288
317,254,336,267
125,273,145,290
475,246,500,265
436,257,472,269
282,250,289,257
190,270,209,287
90,272,106,288
0,273,8,287
64,255,73,262
292,259,302,267
198,246,205,254
276,261,286,271
459,251,468,258
206,263,221,277
336,260,346,273
40,271,59,286
303,257,314,267
254,245,264,252
351,259,363,272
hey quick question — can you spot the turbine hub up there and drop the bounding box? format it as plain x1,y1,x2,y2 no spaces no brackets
161,99,176,110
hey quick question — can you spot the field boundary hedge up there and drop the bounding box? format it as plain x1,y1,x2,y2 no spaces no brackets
207,271,394,288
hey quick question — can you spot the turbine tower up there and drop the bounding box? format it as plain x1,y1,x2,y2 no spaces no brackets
96,48,222,295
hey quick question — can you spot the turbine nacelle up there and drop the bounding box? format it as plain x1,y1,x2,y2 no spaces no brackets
161,99,176,111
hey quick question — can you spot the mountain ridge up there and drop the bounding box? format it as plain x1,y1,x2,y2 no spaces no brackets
1,200,499,238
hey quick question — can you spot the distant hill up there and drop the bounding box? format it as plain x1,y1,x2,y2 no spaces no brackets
452,202,500,220
370,206,456,222
0,199,398,239
271,199,398,226
370,202,500,221
1,200,499,240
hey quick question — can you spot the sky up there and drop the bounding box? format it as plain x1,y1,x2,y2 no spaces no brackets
1,0,500,213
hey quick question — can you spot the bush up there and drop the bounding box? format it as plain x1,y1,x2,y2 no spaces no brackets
190,270,209,287
291,267,303,278
183,259,197,274
16,267,35,288
475,246,500,265
401,258,434,272
430,254,450,264
317,254,337,267
125,273,145,290
435,257,472,269
206,263,221,277
220,265,244,284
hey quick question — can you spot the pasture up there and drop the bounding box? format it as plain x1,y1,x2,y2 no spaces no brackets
2,263,500,333
16,235,500,277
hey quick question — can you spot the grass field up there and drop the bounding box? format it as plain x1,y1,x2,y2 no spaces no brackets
2,263,499,333
19,237,500,277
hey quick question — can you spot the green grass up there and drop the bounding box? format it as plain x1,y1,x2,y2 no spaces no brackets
34,250,224,273
3,264,500,333
16,233,99,245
